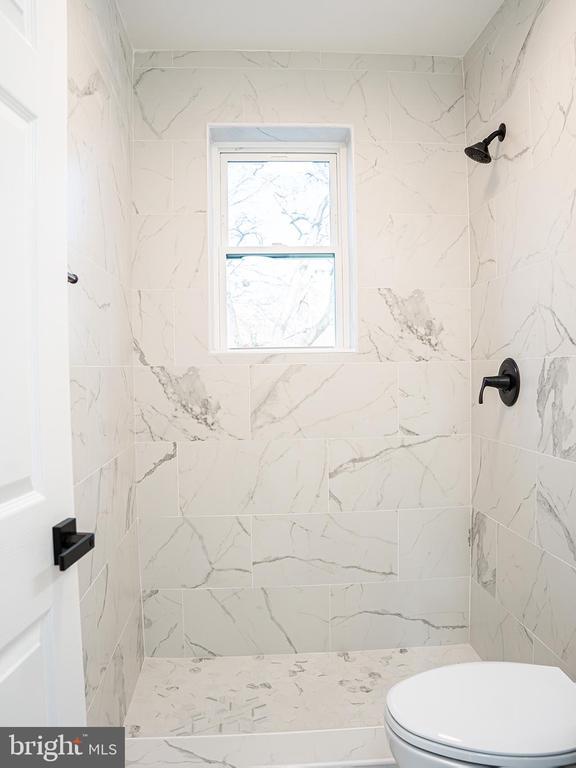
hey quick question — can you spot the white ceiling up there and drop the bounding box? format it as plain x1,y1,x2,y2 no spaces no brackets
117,0,504,57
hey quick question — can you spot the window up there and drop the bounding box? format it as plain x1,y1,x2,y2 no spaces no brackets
209,127,354,353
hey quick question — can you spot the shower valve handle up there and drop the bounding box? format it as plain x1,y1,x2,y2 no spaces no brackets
478,375,512,404
478,358,521,407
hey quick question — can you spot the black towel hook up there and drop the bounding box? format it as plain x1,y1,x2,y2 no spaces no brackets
68,272,78,284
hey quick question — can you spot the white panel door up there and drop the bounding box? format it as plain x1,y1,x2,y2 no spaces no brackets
0,0,86,726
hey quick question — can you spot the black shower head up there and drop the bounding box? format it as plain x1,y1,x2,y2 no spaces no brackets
465,123,506,164
465,141,492,163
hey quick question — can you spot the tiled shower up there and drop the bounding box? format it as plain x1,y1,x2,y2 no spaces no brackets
68,0,576,763
132,46,471,659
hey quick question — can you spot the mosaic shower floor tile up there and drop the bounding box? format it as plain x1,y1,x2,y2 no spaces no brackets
125,643,479,737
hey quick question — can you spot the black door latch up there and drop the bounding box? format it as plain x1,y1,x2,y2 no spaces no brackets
53,518,95,571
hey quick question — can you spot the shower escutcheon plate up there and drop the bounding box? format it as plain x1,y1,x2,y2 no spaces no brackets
478,357,520,406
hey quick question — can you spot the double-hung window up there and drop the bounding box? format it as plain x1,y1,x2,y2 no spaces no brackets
210,128,354,353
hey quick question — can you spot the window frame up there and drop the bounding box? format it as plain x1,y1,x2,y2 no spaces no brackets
209,139,352,354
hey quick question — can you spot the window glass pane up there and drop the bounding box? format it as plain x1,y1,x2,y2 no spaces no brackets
227,160,331,247
226,254,336,349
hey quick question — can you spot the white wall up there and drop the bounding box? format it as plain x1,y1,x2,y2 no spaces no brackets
466,0,576,678
68,0,143,724
131,50,472,657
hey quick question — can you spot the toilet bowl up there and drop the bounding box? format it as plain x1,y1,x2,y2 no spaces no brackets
385,662,576,768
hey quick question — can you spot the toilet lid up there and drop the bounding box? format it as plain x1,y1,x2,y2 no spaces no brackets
386,662,576,757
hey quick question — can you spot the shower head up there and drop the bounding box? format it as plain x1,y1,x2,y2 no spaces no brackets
465,141,492,163
465,123,506,164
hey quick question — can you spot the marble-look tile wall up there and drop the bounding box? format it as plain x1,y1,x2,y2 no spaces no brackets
465,0,576,679
132,50,471,657
68,0,142,723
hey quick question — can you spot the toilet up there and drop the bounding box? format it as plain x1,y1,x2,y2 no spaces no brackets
385,662,576,767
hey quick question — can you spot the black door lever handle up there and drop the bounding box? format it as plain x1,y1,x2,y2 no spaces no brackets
478,358,520,407
53,518,95,571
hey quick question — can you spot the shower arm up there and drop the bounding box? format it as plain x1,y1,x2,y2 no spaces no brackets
482,126,506,146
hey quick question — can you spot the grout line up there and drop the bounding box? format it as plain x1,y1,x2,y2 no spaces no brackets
180,587,186,655
327,584,332,652
472,431,576,467
144,575,470,592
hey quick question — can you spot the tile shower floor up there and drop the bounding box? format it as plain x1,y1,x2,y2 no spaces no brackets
125,644,479,738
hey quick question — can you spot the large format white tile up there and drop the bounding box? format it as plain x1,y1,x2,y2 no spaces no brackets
131,213,206,290
178,439,328,517
536,454,576,568
472,260,576,361
532,634,574,679
134,365,250,442
68,34,131,282
164,50,460,73
359,213,469,291
530,21,576,168
497,525,576,678
399,508,470,580
471,358,542,454
357,211,469,297
134,68,245,140
399,362,469,436
125,728,392,767
356,141,468,217
471,510,497,596
537,357,576,462
68,256,131,366
133,51,173,67
250,364,398,439
470,580,533,664
330,579,469,650
132,141,173,214
471,437,536,539
328,435,469,512
70,366,133,482
469,202,497,287
80,525,140,708
69,0,132,109
75,447,135,596
142,589,184,657
134,442,178,517
174,287,211,364
252,512,398,586
81,564,117,706
87,600,143,727
169,50,325,69
465,0,576,129
183,586,330,656
132,290,175,365
359,288,469,362
173,141,207,213
389,72,464,144
241,69,391,143
140,516,251,589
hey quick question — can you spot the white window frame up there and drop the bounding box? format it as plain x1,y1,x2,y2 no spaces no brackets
209,139,353,353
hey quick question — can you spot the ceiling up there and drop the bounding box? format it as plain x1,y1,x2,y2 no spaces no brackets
117,0,504,57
